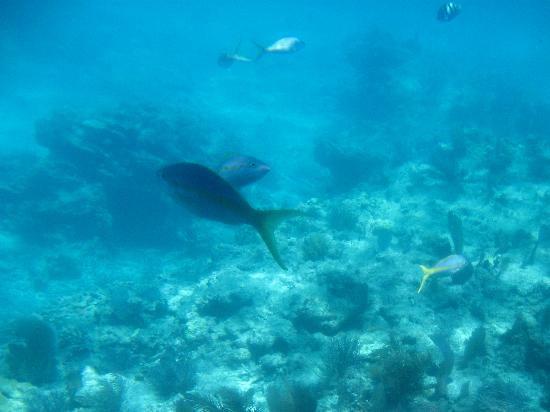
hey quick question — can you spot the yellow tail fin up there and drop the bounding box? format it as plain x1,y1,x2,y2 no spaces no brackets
418,265,434,293
417,265,453,293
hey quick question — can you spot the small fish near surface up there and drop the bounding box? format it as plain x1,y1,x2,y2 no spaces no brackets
160,162,301,270
219,155,271,188
437,2,461,22
253,37,305,59
417,254,471,293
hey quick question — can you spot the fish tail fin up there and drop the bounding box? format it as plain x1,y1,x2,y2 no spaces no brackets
417,265,437,293
254,209,303,270
251,41,267,60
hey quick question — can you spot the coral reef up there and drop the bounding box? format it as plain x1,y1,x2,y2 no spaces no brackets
74,366,126,412
369,343,429,409
372,224,393,252
145,348,197,398
447,210,463,255
175,388,255,412
313,139,387,193
419,234,453,258
6,316,58,385
107,283,168,328
197,292,253,320
472,377,538,412
327,204,360,234
1,15,549,412
24,387,69,412
301,233,333,261
459,326,487,369
6,105,214,248
266,381,318,412
44,254,82,281
323,335,361,383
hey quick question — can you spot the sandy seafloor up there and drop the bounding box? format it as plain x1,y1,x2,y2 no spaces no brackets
1,1,550,411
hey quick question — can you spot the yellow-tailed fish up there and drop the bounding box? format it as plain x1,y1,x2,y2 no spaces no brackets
417,254,469,293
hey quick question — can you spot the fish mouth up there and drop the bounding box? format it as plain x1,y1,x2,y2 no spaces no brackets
259,164,271,173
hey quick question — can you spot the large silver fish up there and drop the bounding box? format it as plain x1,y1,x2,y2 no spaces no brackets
160,162,301,269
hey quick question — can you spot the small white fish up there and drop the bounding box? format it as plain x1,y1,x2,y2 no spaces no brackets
253,37,305,59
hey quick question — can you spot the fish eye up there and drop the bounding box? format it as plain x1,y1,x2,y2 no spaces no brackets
250,163,256,167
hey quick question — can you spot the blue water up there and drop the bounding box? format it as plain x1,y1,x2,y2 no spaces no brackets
1,1,550,411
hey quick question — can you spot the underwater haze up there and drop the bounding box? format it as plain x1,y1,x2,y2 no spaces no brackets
1,1,550,411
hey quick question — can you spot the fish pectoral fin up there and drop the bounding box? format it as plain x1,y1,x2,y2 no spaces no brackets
255,209,304,270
